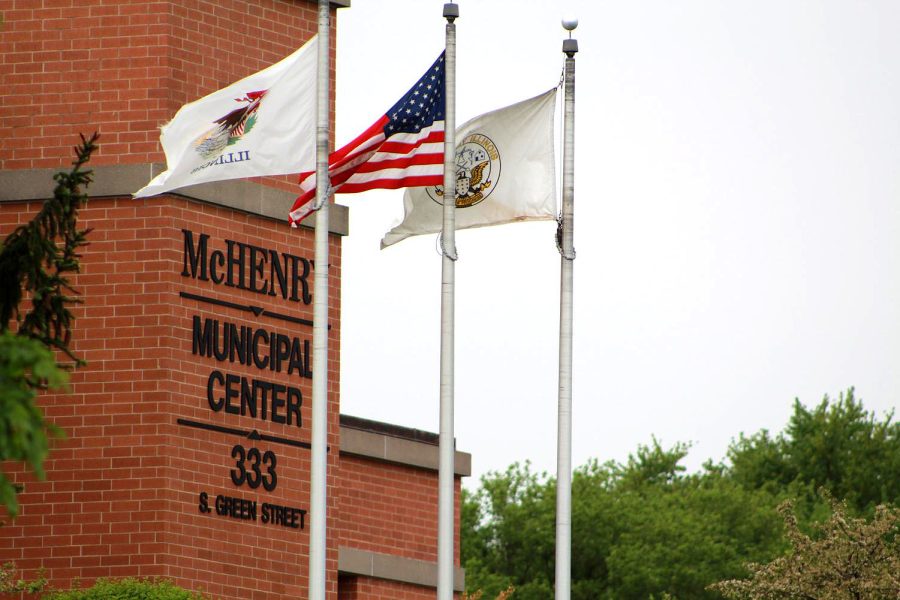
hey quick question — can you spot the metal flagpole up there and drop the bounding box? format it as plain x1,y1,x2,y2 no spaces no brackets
437,3,458,600
308,0,331,598
555,19,578,600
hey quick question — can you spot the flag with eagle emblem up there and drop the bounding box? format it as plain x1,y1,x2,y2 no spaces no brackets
134,36,317,198
381,87,558,248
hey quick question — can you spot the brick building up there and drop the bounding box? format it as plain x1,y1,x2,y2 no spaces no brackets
0,1,468,598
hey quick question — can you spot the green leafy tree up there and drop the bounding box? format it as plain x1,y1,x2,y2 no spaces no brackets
604,473,785,599
710,496,900,599
601,441,786,600
463,391,898,599
0,335,68,516
727,389,900,512
0,133,97,517
463,441,787,599
463,462,556,600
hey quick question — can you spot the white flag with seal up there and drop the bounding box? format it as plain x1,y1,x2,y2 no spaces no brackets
381,87,557,248
134,36,317,198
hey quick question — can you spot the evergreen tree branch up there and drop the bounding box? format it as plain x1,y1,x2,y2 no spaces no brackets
0,132,98,366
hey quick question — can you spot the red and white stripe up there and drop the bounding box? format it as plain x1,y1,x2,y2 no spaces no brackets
289,117,445,225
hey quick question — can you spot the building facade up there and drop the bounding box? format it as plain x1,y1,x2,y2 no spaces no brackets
0,1,468,598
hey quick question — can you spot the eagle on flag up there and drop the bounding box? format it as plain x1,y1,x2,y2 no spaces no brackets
194,90,267,160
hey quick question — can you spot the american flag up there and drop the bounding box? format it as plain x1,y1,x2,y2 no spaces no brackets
289,52,446,225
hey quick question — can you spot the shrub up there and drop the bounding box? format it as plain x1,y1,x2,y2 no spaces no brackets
41,577,207,600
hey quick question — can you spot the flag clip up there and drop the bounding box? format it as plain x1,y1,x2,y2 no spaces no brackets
312,178,333,211
439,234,458,261
556,216,576,260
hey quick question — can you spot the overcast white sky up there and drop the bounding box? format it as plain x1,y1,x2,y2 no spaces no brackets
333,0,900,485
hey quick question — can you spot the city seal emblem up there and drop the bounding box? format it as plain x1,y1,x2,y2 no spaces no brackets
427,133,500,208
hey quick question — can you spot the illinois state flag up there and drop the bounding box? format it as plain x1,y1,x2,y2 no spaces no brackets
288,52,446,225
381,88,557,248
134,36,317,198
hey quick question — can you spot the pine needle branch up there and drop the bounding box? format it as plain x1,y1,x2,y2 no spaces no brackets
0,132,99,367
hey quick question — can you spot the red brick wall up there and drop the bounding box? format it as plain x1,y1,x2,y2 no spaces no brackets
0,0,333,189
338,576,441,600
0,194,462,599
0,1,465,597
335,455,461,565
0,195,341,599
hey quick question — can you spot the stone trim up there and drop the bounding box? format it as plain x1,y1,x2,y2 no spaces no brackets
340,414,440,445
338,546,464,592
0,164,349,236
339,420,472,477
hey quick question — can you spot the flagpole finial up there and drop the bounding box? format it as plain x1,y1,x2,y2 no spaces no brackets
562,18,579,56
443,2,459,22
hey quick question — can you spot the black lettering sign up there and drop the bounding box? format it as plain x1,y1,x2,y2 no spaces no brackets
206,370,302,427
261,503,306,529
230,445,277,491
182,229,314,533
215,494,257,521
192,316,312,379
197,490,306,531
181,229,312,305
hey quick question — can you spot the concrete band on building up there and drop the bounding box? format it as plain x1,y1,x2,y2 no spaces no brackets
0,2,470,599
